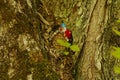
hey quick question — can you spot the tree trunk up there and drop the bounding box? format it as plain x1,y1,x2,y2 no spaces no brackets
75,0,120,80
0,0,120,80
75,0,108,79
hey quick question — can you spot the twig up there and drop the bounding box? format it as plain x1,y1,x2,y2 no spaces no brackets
36,12,50,25
41,0,49,15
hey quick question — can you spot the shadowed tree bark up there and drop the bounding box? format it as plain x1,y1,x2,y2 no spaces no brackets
0,0,120,80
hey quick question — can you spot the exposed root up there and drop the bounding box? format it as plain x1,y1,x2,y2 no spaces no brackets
36,12,50,25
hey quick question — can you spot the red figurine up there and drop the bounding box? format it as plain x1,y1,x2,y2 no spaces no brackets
59,22,73,44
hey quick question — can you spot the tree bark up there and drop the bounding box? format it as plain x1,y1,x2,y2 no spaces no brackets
0,0,120,80
75,0,108,79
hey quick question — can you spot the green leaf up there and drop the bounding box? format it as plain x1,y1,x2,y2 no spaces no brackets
57,39,71,48
111,47,120,59
70,45,80,52
64,41,71,48
64,52,69,55
116,19,120,23
112,28,120,36
114,65,120,74
57,39,65,46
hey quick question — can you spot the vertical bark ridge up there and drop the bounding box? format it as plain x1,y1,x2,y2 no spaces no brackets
77,0,108,80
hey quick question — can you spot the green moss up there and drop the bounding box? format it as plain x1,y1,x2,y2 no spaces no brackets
32,61,59,80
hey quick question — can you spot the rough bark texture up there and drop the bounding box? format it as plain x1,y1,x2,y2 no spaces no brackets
0,0,120,80
76,0,108,79
101,0,120,79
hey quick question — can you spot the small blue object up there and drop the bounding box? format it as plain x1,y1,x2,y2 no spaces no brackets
61,22,66,28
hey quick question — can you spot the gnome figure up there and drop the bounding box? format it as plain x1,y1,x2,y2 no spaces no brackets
59,22,73,44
